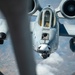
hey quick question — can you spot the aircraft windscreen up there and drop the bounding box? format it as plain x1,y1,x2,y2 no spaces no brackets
59,18,75,25
44,11,50,27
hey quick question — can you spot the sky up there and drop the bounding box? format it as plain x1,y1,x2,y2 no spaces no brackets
0,0,75,75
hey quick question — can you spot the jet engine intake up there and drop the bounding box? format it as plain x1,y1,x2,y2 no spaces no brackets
0,33,6,44
70,37,75,52
0,33,6,40
60,0,75,18
28,0,42,15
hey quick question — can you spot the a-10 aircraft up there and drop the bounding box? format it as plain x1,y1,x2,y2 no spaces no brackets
0,0,75,59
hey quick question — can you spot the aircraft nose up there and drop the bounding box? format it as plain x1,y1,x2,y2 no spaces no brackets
37,44,51,53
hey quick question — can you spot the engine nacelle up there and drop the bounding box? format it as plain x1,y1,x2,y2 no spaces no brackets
60,0,75,18
28,0,42,15
70,37,75,52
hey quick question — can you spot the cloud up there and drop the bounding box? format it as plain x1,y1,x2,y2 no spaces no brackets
36,64,55,75
0,38,19,75
35,52,63,75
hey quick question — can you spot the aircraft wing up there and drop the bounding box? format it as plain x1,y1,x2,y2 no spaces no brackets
55,2,64,19
32,10,40,16
59,22,75,37
56,11,64,19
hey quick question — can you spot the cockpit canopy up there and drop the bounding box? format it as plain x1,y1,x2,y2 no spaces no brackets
44,11,50,27
38,8,56,28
